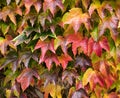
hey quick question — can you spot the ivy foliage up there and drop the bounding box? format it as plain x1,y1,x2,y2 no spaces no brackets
0,0,120,98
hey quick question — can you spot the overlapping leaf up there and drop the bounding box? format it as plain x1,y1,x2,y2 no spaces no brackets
0,35,16,55
43,53,59,70
22,0,42,14
99,15,119,41
62,8,91,33
82,68,105,90
58,54,72,69
34,39,55,64
89,1,113,19
62,69,78,85
0,4,22,24
17,68,40,91
43,0,64,16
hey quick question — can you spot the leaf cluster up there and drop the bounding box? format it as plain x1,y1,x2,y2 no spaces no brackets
0,0,120,98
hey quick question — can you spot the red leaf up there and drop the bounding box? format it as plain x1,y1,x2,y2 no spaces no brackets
34,40,55,64
44,53,59,70
23,0,36,14
66,33,82,55
88,37,94,56
80,37,88,54
17,68,40,91
33,0,42,13
93,42,102,57
99,36,110,51
43,0,64,16
58,54,72,70
99,61,115,88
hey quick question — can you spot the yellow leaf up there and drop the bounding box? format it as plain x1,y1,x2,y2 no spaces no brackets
42,83,62,98
90,93,97,98
6,89,11,98
82,68,93,86
50,84,62,98
8,13,16,25
103,94,109,98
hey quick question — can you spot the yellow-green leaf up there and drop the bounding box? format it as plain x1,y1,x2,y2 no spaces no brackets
82,68,93,86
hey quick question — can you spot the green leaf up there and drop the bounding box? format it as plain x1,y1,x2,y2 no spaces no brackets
91,27,98,41
1,23,10,35
13,33,27,46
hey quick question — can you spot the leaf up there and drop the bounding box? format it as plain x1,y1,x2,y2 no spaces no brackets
89,1,113,19
23,0,36,14
99,36,110,51
91,27,99,41
6,89,11,98
43,0,64,16
68,87,75,98
75,55,92,71
24,26,40,37
40,31,56,41
71,88,88,98
0,35,16,55
0,51,18,72
20,93,28,98
82,68,105,90
82,0,91,9
8,13,16,25
17,68,40,91
99,15,119,41
62,69,78,85
62,8,91,33
11,81,20,97
6,0,11,5
33,0,42,13
34,39,55,64
54,36,68,54
42,83,62,98
79,37,88,54
66,33,82,55
38,12,52,29
15,0,20,4
0,5,22,24
58,54,72,70
88,37,94,56
1,22,10,35
82,68,93,86
44,53,59,70
50,84,62,98
42,71,58,87
93,42,102,57
104,92,120,98
19,51,38,68
13,33,27,46
98,61,115,88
